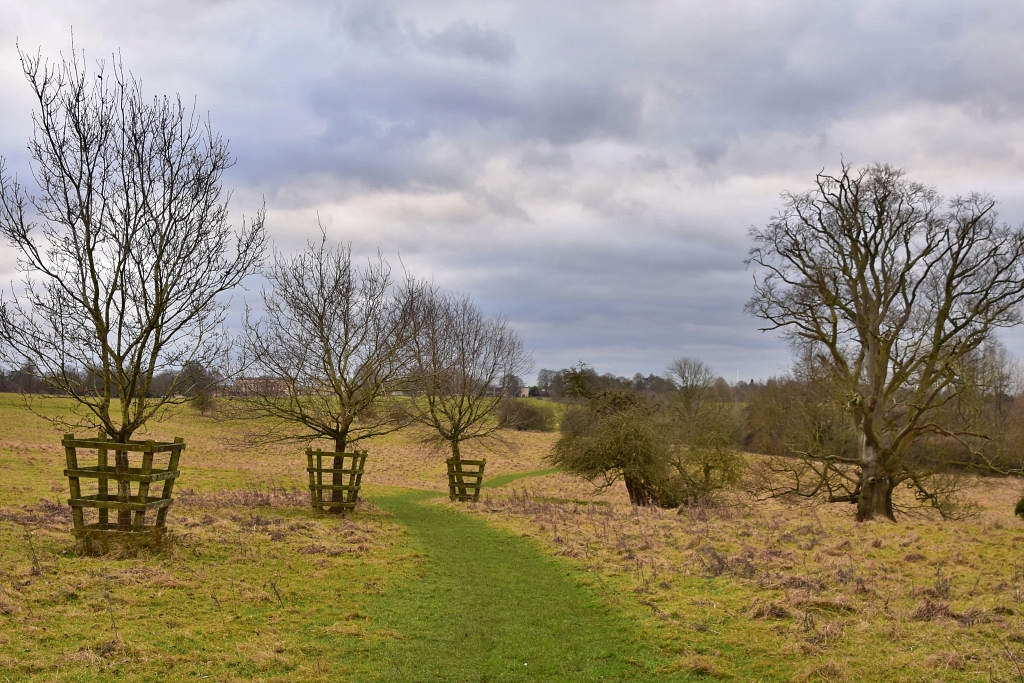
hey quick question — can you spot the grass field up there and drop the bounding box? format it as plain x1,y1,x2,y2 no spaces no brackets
2,393,1024,681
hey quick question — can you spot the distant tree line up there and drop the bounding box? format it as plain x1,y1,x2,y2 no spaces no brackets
0,361,220,400
536,341,1024,517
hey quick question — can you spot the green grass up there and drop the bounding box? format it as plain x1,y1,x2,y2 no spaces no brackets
355,489,687,681
482,467,560,489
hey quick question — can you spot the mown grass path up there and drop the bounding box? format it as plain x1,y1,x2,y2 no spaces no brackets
359,490,689,682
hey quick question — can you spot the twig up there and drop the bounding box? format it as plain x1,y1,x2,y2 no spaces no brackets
23,528,41,576
102,589,121,641
997,633,1024,683
266,576,284,606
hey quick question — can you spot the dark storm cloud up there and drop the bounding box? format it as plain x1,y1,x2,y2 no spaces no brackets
5,0,1024,380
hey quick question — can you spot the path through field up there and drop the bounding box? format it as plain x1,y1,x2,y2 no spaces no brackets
359,490,688,682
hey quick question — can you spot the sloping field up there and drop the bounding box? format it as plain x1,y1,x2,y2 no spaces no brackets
2,394,1024,681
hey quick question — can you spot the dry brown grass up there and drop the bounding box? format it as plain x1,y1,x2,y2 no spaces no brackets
456,464,1024,681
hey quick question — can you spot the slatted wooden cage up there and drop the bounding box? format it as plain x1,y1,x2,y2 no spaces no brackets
446,458,486,502
62,433,184,535
306,449,368,513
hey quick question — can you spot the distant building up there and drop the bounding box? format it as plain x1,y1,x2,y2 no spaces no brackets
228,377,289,397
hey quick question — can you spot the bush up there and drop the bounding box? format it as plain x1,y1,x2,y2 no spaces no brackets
549,399,677,507
548,390,745,508
549,393,697,507
191,390,217,416
496,398,555,432
1015,494,1024,520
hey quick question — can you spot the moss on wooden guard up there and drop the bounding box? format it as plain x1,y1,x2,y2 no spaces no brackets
306,449,367,513
62,433,184,537
447,458,486,502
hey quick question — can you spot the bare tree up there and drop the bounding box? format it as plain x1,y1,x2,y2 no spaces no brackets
665,357,718,422
0,47,265,525
747,163,1024,521
235,236,412,507
406,286,533,462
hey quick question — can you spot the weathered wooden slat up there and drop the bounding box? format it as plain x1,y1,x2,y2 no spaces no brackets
70,495,172,511
155,436,184,527
64,433,84,529
446,457,486,502
307,484,362,491
72,522,168,532
305,467,365,474
63,434,185,534
61,438,185,453
305,448,368,513
132,441,156,530
306,449,320,508
63,467,178,482
96,433,109,526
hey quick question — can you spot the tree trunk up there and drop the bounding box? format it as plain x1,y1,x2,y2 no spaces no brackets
624,475,654,506
115,449,131,528
855,436,896,522
329,436,347,515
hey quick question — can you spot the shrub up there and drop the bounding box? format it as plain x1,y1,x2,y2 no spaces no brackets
547,393,681,507
496,398,555,432
1015,493,1024,520
191,390,217,416
664,398,744,506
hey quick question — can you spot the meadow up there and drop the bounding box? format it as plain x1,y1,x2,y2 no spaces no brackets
1,393,1024,681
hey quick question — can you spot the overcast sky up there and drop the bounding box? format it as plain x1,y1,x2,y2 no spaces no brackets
4,1,1024,383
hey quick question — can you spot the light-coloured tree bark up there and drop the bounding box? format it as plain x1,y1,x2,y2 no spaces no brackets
747,163,1024,521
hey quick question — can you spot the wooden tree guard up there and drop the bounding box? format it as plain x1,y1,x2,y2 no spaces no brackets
63,433,184,535
447,458,486,502
306,449,367,513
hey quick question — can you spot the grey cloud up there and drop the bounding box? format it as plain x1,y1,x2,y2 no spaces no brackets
275,66,640,192
8,0,1024,380
632,153,668,173
416,19,516,65
520,148,572,170
433,234,789,379
523,80,640,144
337,5,400,44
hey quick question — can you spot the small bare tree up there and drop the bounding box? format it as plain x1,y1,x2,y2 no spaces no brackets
0,46,265,528
235,236,412,507
747,163,1024,521
405,286,533,463
664,357,743,505
665,357,718,422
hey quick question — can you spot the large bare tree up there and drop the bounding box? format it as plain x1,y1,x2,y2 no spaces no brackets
747,163,1024,521
0,47,265,524
406,286,533,462
235,236,413,504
